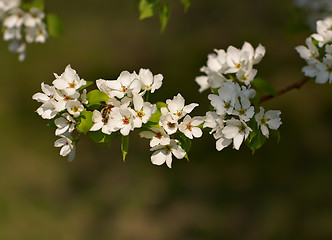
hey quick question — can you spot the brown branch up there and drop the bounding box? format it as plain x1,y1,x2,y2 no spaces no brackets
259,77,309,104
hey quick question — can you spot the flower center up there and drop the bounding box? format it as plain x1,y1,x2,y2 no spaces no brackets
239,109,245,115
168,122,175,128
156,133,162,139
121,85,128,92
72,107,79,112
224,102,231,109
137,111,144,118
123,117,130,125
177,111,183,117
186,124,192,131
69,82,76,88
238,124,246,133
165,145,172,153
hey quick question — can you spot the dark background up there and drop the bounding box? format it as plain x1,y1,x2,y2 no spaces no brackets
0,0,331,239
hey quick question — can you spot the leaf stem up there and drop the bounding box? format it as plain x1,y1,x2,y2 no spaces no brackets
259,77,309,104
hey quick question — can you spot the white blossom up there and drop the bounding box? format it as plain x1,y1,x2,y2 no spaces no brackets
53,65,86,96
159,111,178,135
96,70,140,99
222,118,252,150
150,140,186,168
139,127,170,147
165,93,199,120
255,106,282,138
66,100,84,118
178,115,204,139
107,105,136,136
132,93,156,128
54,113,76,136
138,68,163,93
54,135,76,162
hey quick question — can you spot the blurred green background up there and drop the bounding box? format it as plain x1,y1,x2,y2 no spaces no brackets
0,0,332,239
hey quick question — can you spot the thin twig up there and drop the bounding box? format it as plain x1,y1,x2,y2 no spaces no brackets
259,77,309,104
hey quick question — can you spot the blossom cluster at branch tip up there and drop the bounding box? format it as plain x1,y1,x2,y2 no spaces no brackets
33,65,87,161
33,66,170,165
296,16,332,84
197,42,282,152
0,0,48,61
196,41,266,92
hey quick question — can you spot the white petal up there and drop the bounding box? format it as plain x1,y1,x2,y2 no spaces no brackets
151,150,166,166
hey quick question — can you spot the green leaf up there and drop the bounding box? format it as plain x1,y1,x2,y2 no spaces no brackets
159,3,170,32
252,78,278,97
86,90,110,107
176,132,191,160
121,135,130,162
246,130,266,154
139,0,160,20
180,0,190,11
89,130,112,146
149,102,167,123
46,14,63,37
22,0,44,10
79,81,93,91
76,110,93,134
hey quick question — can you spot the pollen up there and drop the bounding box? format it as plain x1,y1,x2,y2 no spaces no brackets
186,124,192,131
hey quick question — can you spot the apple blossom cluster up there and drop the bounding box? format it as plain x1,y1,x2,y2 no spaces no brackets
33,44,284,167
296,16,332,84
294,0,332,28
139,93,203,168
0,0,48,61
33,65,207,168
196,42,282,152
32,65,88,161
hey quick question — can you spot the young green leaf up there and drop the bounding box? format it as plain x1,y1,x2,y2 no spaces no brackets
176,132,191,160
121,135,130,162
89,130,112,146
180,0,190,11
245,130,266,154
159,3,170,32
148,102,167,123
139,0,160,20
86,90,110,107
76,110,94,134
22,0,45,10
252,78,278,97
79,81,93,91
46,14,63,37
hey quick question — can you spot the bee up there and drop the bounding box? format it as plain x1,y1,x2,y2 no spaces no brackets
101,104,114,120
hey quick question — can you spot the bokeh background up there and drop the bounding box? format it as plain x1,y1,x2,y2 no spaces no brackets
0,0,332,239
